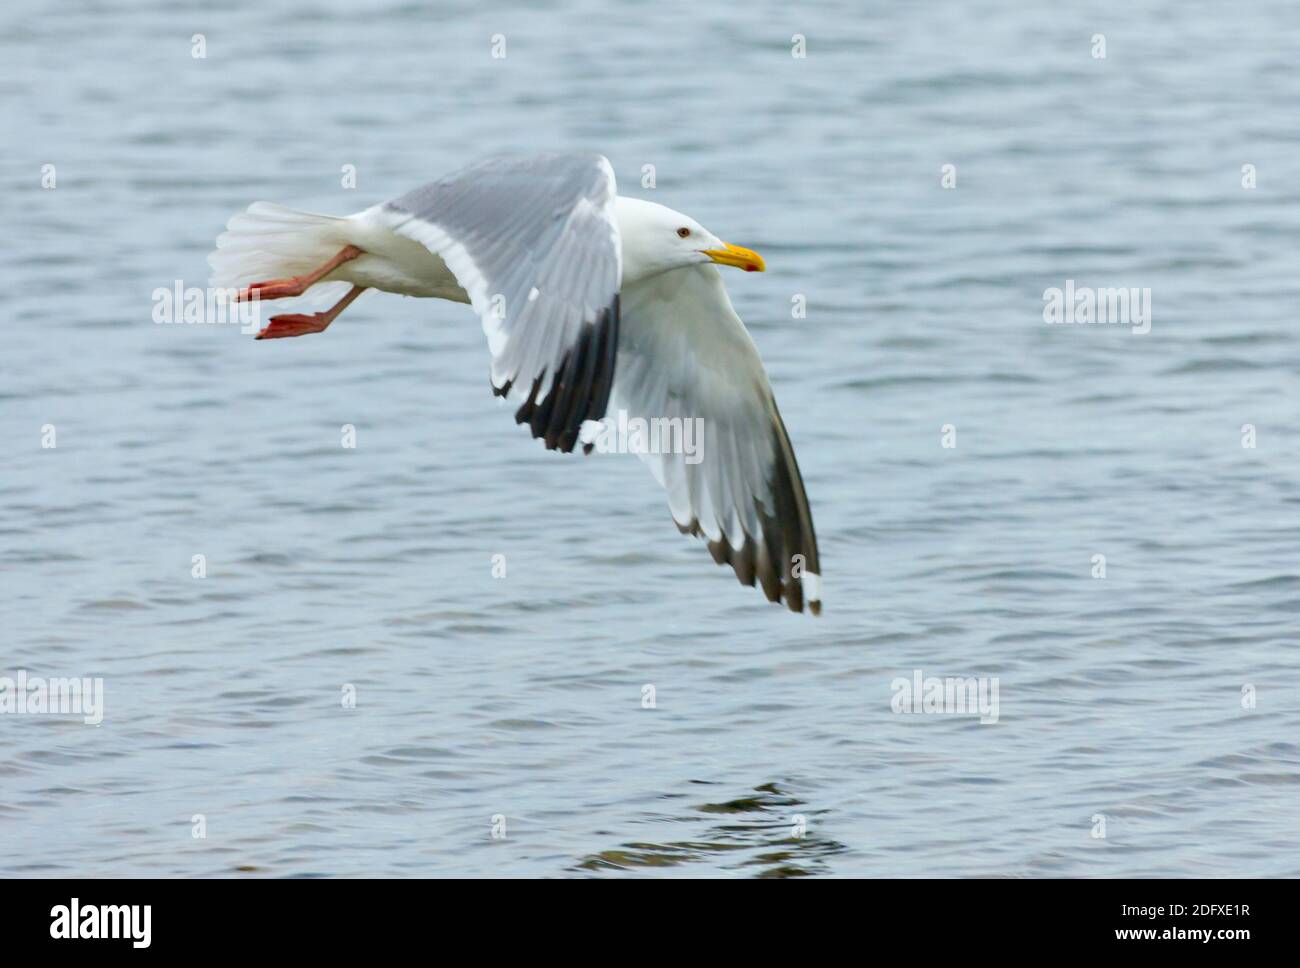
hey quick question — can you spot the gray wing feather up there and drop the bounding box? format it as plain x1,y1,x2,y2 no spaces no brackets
606,264,822,614
382,153,621,453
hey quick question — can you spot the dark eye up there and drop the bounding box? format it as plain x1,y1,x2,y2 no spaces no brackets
677,227,691,238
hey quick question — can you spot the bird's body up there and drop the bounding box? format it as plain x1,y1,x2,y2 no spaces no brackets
327,196,739,299
210,152,822,613
336,211,468,299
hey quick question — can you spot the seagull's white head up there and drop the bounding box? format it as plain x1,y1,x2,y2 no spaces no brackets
613,196,766,286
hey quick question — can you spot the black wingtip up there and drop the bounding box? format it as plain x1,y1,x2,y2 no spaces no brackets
507,297,619,454
684,402,821,615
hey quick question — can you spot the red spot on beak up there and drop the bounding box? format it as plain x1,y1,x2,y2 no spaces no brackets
745,264,758,272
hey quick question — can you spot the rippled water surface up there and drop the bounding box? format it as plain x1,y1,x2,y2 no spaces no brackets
4,0,1300,877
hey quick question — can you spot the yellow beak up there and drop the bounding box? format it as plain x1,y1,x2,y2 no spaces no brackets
703,242,766,273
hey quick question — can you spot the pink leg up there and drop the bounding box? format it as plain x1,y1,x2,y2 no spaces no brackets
238,245,364,302
255,285,367,340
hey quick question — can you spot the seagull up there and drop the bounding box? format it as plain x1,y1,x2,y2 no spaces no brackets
209,153,821,613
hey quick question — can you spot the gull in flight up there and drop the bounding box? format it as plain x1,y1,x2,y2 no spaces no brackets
209,153,821,613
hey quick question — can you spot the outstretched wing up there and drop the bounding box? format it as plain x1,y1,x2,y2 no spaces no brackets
381,152,621,453
603,263,822,614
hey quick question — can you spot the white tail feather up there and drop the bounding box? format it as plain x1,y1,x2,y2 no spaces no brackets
208,202,352,309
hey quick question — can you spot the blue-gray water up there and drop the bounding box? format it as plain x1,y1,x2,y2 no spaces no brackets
4,0,1300,877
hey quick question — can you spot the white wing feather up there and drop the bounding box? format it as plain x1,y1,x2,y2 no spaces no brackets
608,263,821,613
